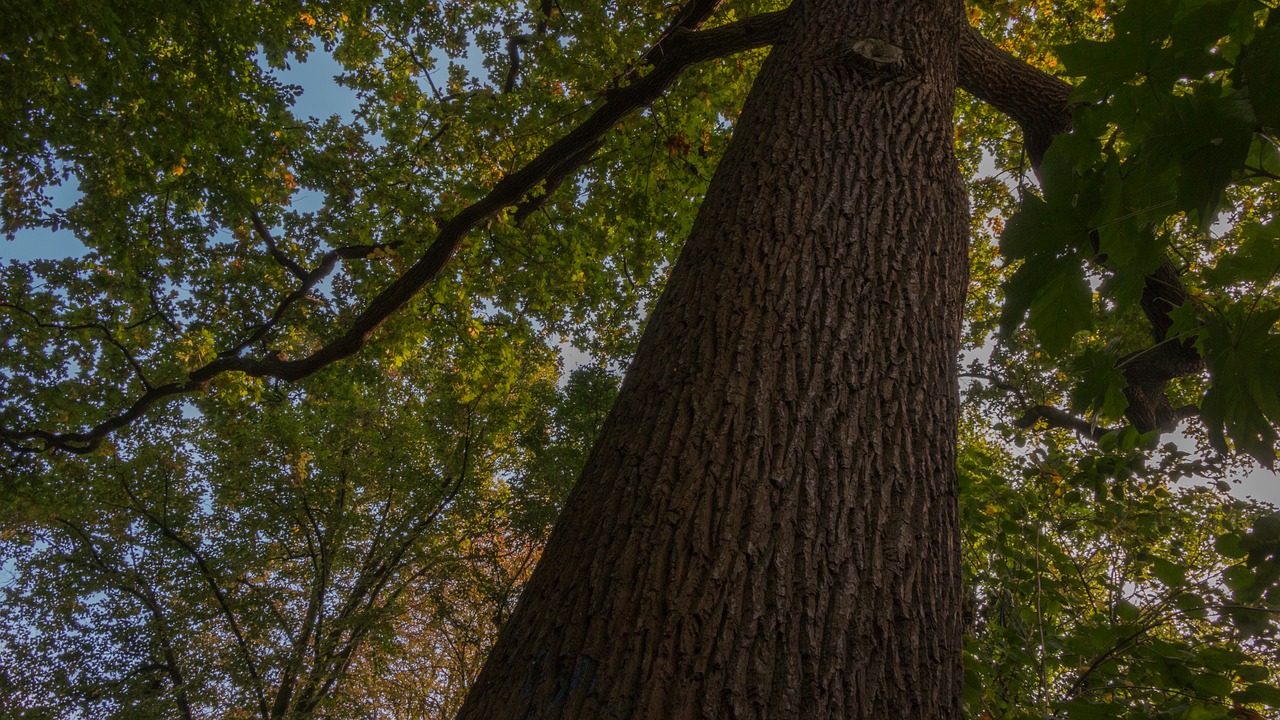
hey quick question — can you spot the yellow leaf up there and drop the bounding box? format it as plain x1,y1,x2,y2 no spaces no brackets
300,12,316,27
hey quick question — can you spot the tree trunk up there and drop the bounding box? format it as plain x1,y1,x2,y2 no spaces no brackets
456,0,969,716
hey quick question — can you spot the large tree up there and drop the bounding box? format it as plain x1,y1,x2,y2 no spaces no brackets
460,0,976,715
3,0,1280,718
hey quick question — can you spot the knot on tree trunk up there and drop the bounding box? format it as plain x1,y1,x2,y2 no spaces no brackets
847,38,903,64
841,37,907,75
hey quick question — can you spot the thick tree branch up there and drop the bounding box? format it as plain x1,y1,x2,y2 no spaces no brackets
956,25,1073,168
1116,317,1203,433
1015,404,1111,442
512,137,604,225
958,24,1205,436
640,0,727,66
503,33,529,94
1,6,792,454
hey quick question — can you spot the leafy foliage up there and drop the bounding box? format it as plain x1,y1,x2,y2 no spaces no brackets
995,0,1280,464
960,428,1280,719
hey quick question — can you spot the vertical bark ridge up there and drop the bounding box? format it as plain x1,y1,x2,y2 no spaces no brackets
456,0,970,717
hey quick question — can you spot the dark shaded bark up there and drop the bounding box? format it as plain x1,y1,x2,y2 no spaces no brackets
456,0,969,717
956,25,1073,168
1118,259,1203,432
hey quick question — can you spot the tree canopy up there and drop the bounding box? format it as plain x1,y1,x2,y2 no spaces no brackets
2,0,1280,717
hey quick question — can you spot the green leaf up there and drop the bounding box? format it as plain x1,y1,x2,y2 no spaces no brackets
1216,532,1248,559
1254,512,1280,542
1057,39,1148,99
1038,130,1106,201
1171,0,1247,50
1144,93,1255,225
1173,592,1207,617
1197,307,1280,464
1193,673,1235,697
1053,699,1127,719
1001,253,1094,354
1152,557,1187,586
999,194,1092,262
1204,223,1280,286
1240,23,1280,129
1223,564,1256,592
1055,0,1240,98
1237,665,1271,683
1083,624,1114,651
1116,598,1142,622
1071,348,1130,420
1235,683,1280,709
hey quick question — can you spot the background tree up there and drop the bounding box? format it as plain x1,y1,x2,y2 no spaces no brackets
2,0,1279,718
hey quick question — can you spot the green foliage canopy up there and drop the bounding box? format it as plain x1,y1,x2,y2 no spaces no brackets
1,0,1279,717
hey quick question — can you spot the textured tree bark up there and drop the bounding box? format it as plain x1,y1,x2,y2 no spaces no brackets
456,0,969,717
